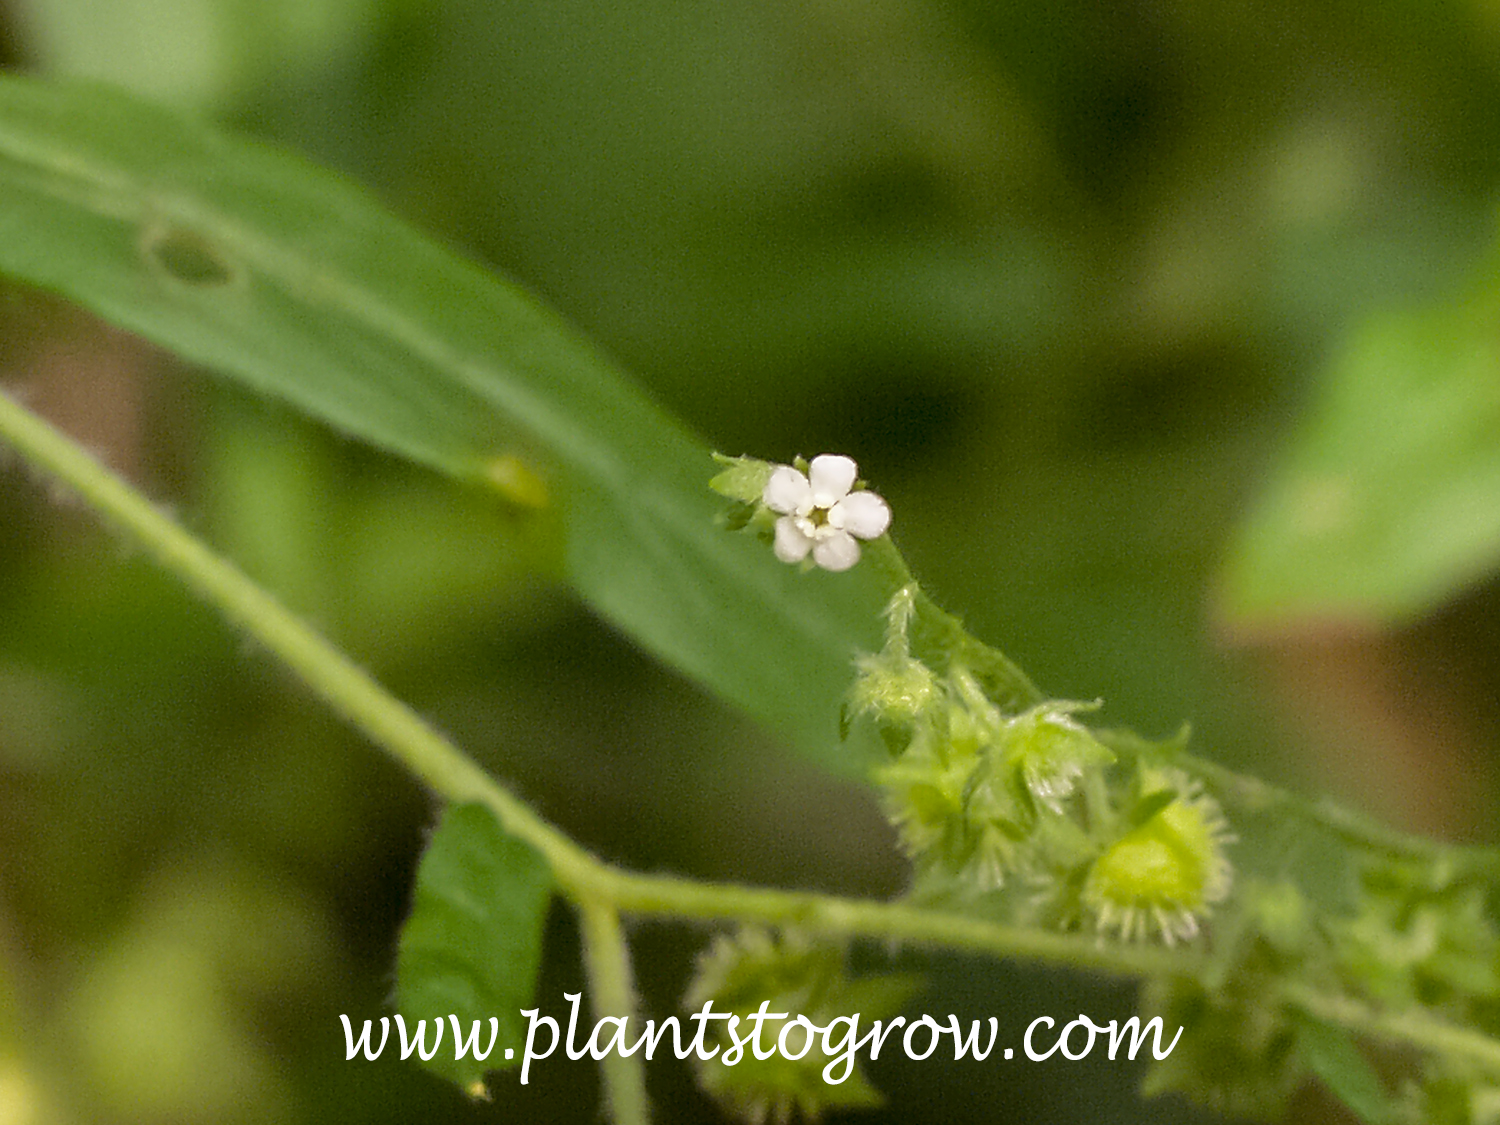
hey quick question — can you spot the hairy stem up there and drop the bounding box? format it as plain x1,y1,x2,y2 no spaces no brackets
0,391,1185,978
864,537,1042,711
3,390,1498,1089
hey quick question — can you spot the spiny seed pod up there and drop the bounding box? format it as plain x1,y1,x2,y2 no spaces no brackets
1082,769,1235,946
874,723,989,873
999,703,1115,815
683,928,916,1124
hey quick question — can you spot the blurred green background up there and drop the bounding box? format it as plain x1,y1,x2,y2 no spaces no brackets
2,0,1500,1121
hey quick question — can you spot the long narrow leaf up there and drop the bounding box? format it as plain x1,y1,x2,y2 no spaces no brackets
0,76,885,769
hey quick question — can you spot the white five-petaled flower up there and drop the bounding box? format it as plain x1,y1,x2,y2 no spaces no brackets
762,454,891,572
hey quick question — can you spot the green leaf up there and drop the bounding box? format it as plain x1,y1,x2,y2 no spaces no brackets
1221,283,1500,630
0,76,886,770
1294,1013,1395,1125
395,803,552,1089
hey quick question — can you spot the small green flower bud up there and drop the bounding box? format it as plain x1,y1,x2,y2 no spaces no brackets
881,586,918,651
849,651,939,729
1000,703,1115,815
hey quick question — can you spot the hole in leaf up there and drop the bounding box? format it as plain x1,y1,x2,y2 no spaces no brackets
142,225,235,287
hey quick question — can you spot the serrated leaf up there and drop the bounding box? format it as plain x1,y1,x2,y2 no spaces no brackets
1221,286,1500,630
396,803,552,1088
1295,1013,1394,1125
0,76,886,771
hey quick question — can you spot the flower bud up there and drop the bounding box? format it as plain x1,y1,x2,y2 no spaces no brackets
849,652,939,729
1000,704,1115,815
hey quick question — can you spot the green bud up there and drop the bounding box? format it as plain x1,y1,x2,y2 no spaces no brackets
849,652,939,729
881,586,918,652
1000,703,1115,815
708,453,775,504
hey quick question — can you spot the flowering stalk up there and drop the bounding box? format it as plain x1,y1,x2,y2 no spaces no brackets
5,395,1500,1125
715,450,1500,1122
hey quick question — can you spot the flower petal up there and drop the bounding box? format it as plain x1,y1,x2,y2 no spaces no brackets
772,516,814,563
763,466,811,514
807,454,857,507
812,530,861,571
834,491,890,539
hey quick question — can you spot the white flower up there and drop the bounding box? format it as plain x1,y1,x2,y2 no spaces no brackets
762,454,891,572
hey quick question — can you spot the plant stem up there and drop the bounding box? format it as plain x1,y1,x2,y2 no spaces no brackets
597,868,1194,976
5,390,1500,1085
0,392,590,880
877,533,1497,875
0,390,1185,981
864,538,1042,711
1283,982,1500,1074
1184,756,1500,875
577,897,651,1125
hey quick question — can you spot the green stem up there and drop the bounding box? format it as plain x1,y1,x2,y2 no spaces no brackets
865,537,1042,712
1283,982,1500,1075
1183,755,1500,875
577,898,651,1125
0,393,591,883
601,868,1194,977
5,391,1500,1089
0,390,1184,981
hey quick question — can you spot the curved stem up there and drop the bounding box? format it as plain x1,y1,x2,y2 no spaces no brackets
5,390,1499,1092
0,391,1188,975
1181,755,1500,875
0,393,591,880
865,537,1042,712
0,389,1191,985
